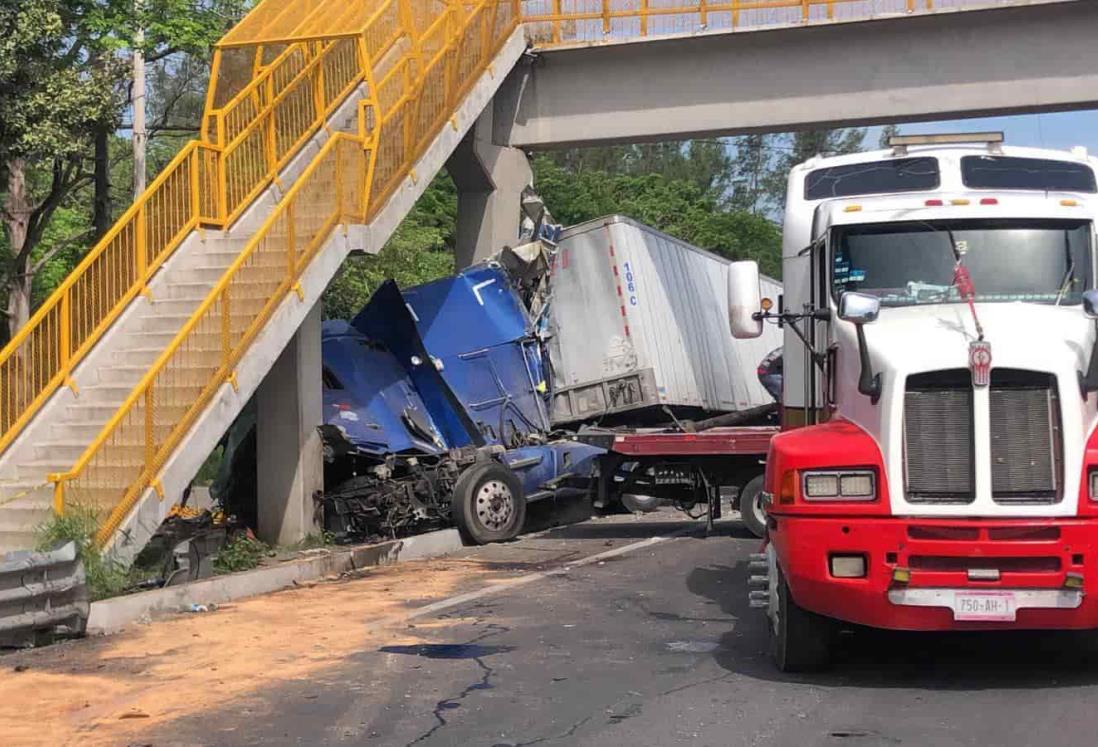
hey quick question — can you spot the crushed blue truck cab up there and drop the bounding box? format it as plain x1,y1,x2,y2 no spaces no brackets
318,265,604,544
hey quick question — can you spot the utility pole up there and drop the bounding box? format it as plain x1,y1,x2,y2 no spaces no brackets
132,0,147,198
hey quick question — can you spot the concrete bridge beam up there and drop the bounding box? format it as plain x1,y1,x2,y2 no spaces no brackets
448,107,533,269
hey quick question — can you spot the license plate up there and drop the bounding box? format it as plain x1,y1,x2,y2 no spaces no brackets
953,591,1016,622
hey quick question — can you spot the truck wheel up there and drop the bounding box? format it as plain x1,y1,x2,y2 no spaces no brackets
739,474,768,538
771,569,833,673
621,493,662,513
452,461,527,545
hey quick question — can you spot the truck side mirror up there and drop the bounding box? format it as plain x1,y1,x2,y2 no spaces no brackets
728,261,763,339
1083,289,1098,318
838,292,880,325
839,292,882,403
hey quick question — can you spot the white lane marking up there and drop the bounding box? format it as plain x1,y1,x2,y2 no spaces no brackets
397,524,701,625
471,278,496,305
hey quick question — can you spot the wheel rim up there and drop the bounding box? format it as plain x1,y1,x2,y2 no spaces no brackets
751,491,766,528
475,479,515,531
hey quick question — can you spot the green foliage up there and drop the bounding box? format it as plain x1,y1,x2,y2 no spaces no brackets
0,0,124,163
35,506,133,601
324,175,456,319
213,533,270,574
532,155,784,278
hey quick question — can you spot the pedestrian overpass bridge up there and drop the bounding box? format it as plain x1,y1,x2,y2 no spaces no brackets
0,0,1093,558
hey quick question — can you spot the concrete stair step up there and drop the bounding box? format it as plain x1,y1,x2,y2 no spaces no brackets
15,460,73,481
163,281,218,300
0,532,44,556
111,346,169,366
145,297,207,316
33,442,95,462
137,312,197,334
0,506,54,533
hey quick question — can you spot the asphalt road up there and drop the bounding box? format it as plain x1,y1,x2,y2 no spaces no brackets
143,512,1098,747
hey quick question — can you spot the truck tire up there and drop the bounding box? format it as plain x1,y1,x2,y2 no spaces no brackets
771,569,834,673
621,493,662,513
738,474,768,538
452,461,527,545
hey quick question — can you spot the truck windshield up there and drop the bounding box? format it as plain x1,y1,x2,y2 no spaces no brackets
832,219,1093,307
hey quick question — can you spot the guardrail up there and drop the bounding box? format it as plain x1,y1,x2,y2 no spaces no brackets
0,542,88,647
50,0,518,546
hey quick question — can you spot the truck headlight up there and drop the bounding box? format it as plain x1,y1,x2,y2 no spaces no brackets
802,470,877,501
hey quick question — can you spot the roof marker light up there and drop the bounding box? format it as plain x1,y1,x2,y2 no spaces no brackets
980,198,998,205
951,198,971,206
1062,199,1080,207
844,205,862,213
924,199,943,207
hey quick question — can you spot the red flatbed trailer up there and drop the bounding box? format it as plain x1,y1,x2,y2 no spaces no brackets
579,425,780,536
604,426,778,457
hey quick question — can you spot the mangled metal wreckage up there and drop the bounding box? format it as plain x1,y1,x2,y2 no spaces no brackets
317,264,603,544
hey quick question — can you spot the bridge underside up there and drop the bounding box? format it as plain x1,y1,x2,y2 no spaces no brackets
495,0,1098,149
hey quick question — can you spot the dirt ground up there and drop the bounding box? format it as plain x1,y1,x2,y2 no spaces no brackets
0,559,528,746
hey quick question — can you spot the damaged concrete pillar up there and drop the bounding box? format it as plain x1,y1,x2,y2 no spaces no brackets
447,106,532,269
256,299,323,545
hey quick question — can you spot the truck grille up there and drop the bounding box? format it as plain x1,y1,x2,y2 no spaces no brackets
989,369,1062,504
904,370,974,503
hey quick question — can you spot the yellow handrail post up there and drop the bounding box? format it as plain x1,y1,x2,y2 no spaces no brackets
732,0,740,29
266,78,278,174
216,148,228,222
398,0,422,74
144,387,155,474
52,479,65,516
403,62,416,169
58,290,71,371
551,0,561,42
314,47,327,117
602,0,611,35
190,146,201,224
286,199,298,276
335,141,345,224
699,0,707,29
802,0,810,22
826,1,834,20
640,0,648,37
135,203,148,293
202,49,223,142
220,287,232,369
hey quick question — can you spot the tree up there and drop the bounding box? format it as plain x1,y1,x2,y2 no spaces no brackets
728,134,773,215
878,124,901,149
0,0,124,341
532,155,783,277
324,175,457,320
762,128,867,214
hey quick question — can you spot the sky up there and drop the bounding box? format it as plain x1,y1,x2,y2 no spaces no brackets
866,109,1098,155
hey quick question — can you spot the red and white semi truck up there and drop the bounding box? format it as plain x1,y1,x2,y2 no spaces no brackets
729,133,1098,670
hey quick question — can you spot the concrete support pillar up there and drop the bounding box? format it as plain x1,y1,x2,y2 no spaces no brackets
447,106,532,269
256,299,323,545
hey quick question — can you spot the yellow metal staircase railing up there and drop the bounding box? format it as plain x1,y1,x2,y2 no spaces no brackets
50,0,520,544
